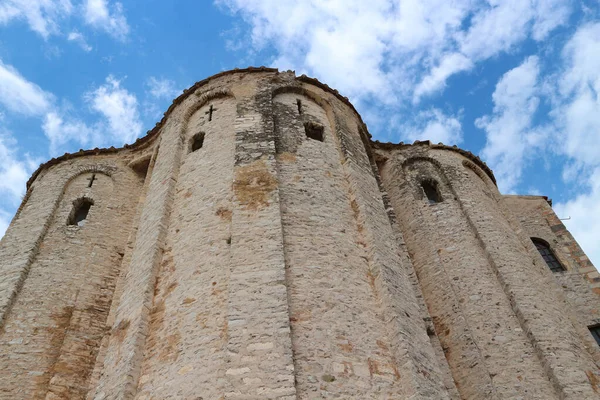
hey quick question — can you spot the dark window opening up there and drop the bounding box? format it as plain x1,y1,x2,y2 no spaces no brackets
590,325,600,347
87,173,97,188
532,238,565,272
296,99,303,114
422,180,442,204
129,155,151,178
190,132,205,153
304,121,324,142
68,198,94,227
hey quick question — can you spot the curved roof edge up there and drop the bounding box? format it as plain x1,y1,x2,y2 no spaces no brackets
27,66,375,189
26,68,494,189
371,140,497,186
26,67,277,188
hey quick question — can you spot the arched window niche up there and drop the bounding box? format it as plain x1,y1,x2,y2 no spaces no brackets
421,179,443,204
531,238,565,272
68,198,94,227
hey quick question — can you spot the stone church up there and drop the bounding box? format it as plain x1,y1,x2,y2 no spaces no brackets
1,68,599,399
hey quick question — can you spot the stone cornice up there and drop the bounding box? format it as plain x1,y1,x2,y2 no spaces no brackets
26,67,496,189
371,140,497,186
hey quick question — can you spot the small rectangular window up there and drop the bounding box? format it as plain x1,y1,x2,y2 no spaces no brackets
68,198,94,227
190,132,205,153
422,180,442,204
589,325,600,346
304,121,324,142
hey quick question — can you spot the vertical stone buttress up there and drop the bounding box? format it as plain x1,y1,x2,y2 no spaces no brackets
273,85,451,398
90,114,184,399
376,143,600,399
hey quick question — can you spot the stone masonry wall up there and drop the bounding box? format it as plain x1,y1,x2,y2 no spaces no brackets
1,69,599,400
375,143,600,399
0,156,144,399
503,196,600,360
273,89,450,398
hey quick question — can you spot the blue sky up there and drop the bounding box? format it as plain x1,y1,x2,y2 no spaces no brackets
0,0,599,266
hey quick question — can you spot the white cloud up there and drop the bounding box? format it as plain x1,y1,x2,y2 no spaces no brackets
476,23,600,267
0,0,130,41
43,75,142,153
84,75,142,145
67,30,92,51
146,77,179,100
42,111,96,153
0,208,11,240
83,0,129,40
554,168,600,269
531,0,573,41
0,58,141,155
400,108,463,145
0,127,40,240
413,53,473,102
552,23,600,166
0,133,31,202
0,0,73,38
217,0,572,106
476,56,542,192
0,59,52,115
549,23,600,268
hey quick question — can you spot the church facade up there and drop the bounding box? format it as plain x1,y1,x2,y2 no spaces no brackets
1,68,599,399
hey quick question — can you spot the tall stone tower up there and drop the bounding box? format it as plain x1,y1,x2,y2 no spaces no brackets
1,68,599,399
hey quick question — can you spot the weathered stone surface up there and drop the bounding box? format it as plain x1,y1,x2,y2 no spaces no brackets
0,68,599,399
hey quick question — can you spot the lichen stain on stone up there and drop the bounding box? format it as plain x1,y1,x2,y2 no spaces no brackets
215,206,232,221
234,160,277,210
277,152,297,163
158,331,181,362
149,299,166,330
182,297,196,305
232,80,257,98
336,337,353,352
289,309,311,323
165,281,178,296
376,339,389,351
220,319,228,343
587,370,600,393
37,306,75,394
113,319,131,342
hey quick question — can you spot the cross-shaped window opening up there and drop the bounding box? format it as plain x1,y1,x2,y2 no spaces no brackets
87,173,96,188
205,104,217,122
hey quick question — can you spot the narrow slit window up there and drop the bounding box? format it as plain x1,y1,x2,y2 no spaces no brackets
532,238,565,272
304,121,324,142
589,325,600,347
68,198,94,227
296,99,303,114
190,132,205,153
422,180,442,204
